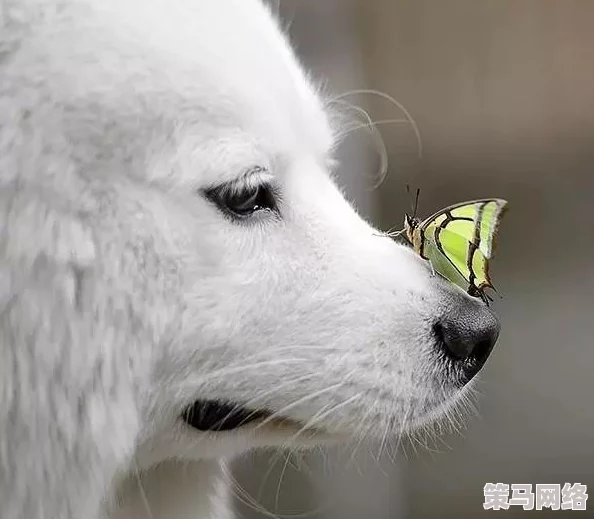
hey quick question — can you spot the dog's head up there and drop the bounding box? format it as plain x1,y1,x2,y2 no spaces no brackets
3,0,500,469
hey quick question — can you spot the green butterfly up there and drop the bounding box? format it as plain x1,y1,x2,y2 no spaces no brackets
401,196,508,304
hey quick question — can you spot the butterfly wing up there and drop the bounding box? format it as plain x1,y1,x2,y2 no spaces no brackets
435,225,493,289
420,225,471,292
415,199,507,294
475,199,507,259
419,199,507,258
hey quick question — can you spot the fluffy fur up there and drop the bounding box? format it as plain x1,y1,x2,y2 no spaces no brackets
0,1,498,518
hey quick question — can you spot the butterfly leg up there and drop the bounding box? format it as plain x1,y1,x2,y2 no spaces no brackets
468,285,492,306
373,227,406,239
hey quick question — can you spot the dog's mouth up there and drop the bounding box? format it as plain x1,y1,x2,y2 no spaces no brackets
181,400,275,432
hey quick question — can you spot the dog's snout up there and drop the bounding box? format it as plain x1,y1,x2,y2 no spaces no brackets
433,296,501,380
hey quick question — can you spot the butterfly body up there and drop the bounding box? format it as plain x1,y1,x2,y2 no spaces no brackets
403,199,508,303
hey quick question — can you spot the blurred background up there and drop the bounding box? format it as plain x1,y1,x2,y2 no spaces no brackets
234,1,594,517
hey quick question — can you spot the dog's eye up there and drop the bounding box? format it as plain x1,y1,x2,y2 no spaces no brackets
204,180,279,220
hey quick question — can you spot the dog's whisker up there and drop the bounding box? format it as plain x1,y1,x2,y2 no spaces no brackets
132,461,155,519
328,99,389,189
199,372,323,434
256,450,283,503
223,457,334,519
332,88,423,159
174,373,333,461
221,461,284,519
252,383,346,433
375,408,393,464
282,393,363,446
274,451,293,513
394,404,416,459
340,117,413,137
343,399,379,470
185,358,310,386
180,345,342,389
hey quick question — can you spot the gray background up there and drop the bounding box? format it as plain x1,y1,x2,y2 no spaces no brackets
234,1,594,518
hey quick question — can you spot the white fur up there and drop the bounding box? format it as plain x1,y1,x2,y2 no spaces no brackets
0,1,486,518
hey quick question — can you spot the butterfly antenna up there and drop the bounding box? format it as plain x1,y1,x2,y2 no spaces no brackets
405,184,412,211
412,188,421,220
405,184,421,218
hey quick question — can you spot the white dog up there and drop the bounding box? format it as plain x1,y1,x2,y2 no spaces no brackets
0,1,500,518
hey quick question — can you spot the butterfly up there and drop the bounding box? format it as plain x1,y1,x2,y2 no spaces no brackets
398,191,508,304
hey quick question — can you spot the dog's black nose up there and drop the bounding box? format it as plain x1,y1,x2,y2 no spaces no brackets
434,297,501,380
